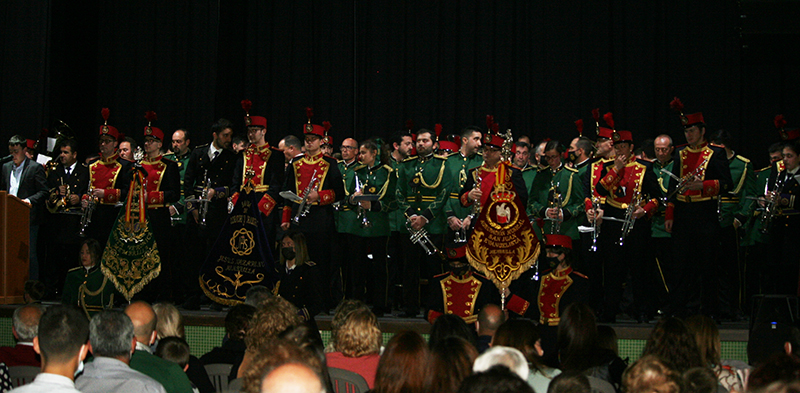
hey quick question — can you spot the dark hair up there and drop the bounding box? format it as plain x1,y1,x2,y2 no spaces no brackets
710,129,733,149
24,280,45,302
173,128,190,141
80,238,102,266
769,142,784,154
360,138,390,166
122,136,137,150
545,140,564,154
428,336,478,393
211,118,234,136
596,325,619,356
493,319,546,372
280,230,310,267
390,130,412,150
557,303,600,372
515,141,531,150
232,134,248,146
457,365,535,393
225,304,257,340
8,135,25,147
155,336,191,368
681,367,718,393
429,314,478,349
58,138,79,154
575,137,595,157
244,286,272,307
417,128,437,143
748,353,800,391
784,139,800,156
37,305,89,363
547,371,591,393
89,310,134,359
640,138,655,159
282,134,302,150
642,317,704,373
374,331,430,393
460,126,483,139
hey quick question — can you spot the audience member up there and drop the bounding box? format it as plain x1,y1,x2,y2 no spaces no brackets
152,302,214,393
622,355,681,393
241,338,325,393
23,281,45,304
429,314,478,349
747,353,800,393
325,299,369,353
75,310,166,393
493,319,561,392
261,363,325,393
0,304,43,367
277,323,332,392
428,336,479,393
155,337,199,393
124,301,194,393
457,365,535,393
557,303,626,388
642,317,705,373
596,325,619,357
473,346,528,381
547,372,591,393
373,331,430,393
243,286,273,307
8,305,88,393
476,304,505,353
681,367,718,393
200,304,256,380
238,296,303,378
685,315,743,392
325,308,381,388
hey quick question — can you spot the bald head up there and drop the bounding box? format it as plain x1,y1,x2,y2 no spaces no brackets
124,301,158,344
260,363,324,393
477,304,506,336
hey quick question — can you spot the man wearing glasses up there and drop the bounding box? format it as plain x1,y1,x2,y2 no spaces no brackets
528,140,583,242
333,138,360,299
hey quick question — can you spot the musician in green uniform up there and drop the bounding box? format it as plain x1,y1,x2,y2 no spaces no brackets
650,134,676,311
62,238,117,318
348,138,396,316
395,128,452,318
164,129,192,226
386,130,415,312
444,126,483,244
334,137,360,299
528,140,583,240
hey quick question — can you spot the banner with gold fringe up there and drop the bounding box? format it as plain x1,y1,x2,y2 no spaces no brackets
466,162,540,303
101,170,161,301
199,180,277,305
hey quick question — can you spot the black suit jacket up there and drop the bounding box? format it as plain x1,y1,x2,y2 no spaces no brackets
1,158,48,224
184,144,238,210
45,162,90,243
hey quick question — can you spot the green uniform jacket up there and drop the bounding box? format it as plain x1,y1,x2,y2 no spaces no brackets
348,163,396,237
521,166,537,197
720,154,757,228
163,149,191,225
335,160,360,235
395,154,451,235
528,165,583,239
741,166,772,246
387,158,405,232
651,159,674,238
130,349,194,393
61,265,116,318
444,152,483,219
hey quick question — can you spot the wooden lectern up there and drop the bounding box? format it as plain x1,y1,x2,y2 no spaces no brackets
0,191,29,304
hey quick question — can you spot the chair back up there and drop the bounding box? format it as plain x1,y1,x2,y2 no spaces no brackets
328,367,369,393
225,377,243,393
7,365,40,387
204,363,233,393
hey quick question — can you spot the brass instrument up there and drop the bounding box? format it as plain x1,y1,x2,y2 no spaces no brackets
293,169,319,225
406,221,440,255
589,197,600,252
661,156,709,202
47,178,71,214
79,195,97,237
546,181,562,235
198,170,211,228
759,173,785,234
455,173,482,244
354,176,372,228
617,191,641,246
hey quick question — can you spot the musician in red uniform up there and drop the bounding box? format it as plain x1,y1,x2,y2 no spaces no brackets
84,108,131,246
664,98,733,318
426,245,498,325
280,108,345,309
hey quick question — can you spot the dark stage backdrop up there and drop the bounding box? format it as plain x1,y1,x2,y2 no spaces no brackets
1,0,799,168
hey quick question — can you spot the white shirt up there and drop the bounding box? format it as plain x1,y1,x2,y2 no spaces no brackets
64,162,76,177
9,373,81,393
9,160,26,197
208,143,222,161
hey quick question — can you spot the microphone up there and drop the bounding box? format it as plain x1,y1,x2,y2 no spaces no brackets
0,155,12,165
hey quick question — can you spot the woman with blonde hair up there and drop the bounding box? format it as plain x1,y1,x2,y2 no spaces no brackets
325,308,382,388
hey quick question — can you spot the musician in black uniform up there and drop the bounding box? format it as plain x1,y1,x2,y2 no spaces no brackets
274,231,324,323
765,139,800,295
182,119,237,307
42,138,89,297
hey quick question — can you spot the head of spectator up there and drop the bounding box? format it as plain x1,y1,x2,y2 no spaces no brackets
492,319,547,373
642,317,704,373
244,286,273,307
428,336,479,393
33,305,89,379
278,135,303,163
684,315,722,368
23,280,45,304
152,302,185,339
245,296,303,352
124,301,158,347
622,355,682,393
429,314,478,349
241,338,325,393
681,367,717,393
327,299,369,352
88,310,136,363
232,134,249,153
457,365,535,393
476,304,505,342
13,304,43,344
332,308,381,357
473,346,529,381
748,353,800,393
596,325,619,356
225,304,257,342
557,303,601,373
748,322,800,366
119,136,137,161
278,323,331,391
373,330,430,393
155,336,191,371
547,371,591,393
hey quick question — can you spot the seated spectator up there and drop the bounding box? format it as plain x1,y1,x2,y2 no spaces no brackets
682,367,718,393
237,296,303,378
596,325,619,357
457,365,535,393
685,315,743,392
8,305,88,393
473,346,528,381
557,303,626,388
428,336,478,393
429,314,478,349
243,286,272,307
0,304,43,367
642,317,705,374
124,301,194,393
75,310,166,393
152,303,214,393
324,308,381,388
155,337,199,393
61,238,116,317
373,331,430,393
547,372,591,393
278,323,332,392
241,338,325,393
200,304,256,380
324,299,369,353
622,355,681,393
23,280,45,304
476,304,505,353
492,319,561,392
747,353,800,393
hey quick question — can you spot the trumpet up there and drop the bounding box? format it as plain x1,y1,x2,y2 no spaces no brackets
79,195,98,237
546,181,562,235
759,174,785,234
455,173,482,243
617,191,641,246
589,197,601,252
293,169,319,225
354,177,372,228
199,170,211,228
407,221,440,255
661,156,709,203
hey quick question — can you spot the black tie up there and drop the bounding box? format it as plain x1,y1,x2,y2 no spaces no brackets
212,151,219,161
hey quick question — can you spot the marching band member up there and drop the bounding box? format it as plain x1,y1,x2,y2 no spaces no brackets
529,140,583,241
444,124,483,244
765,139,800,295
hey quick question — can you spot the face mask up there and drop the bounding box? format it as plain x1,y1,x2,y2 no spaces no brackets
281,247,296,260
545,256,561,270
539,156,548,167
567,151,578,164
450,264,470,276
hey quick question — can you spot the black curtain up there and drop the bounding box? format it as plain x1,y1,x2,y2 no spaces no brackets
1,0,798,168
